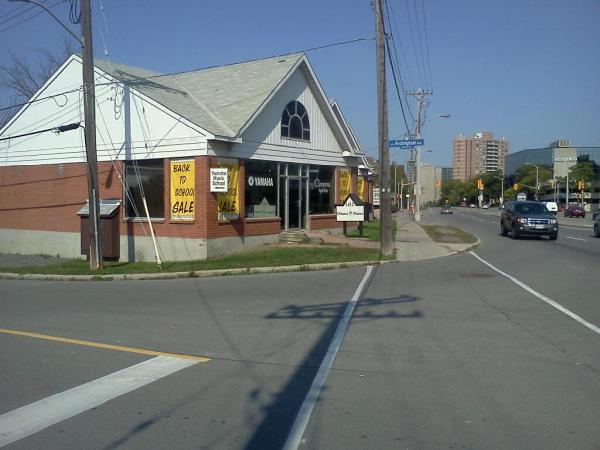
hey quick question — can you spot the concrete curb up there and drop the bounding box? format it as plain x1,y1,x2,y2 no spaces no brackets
0,259,394,282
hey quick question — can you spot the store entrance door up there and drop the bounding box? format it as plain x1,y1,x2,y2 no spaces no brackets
288,178,301,229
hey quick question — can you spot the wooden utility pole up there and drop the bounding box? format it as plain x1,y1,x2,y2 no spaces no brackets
374,0,393,257
81,0,103,269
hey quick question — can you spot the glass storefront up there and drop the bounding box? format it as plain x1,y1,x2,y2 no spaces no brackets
244,160,277,218
309,166,334,214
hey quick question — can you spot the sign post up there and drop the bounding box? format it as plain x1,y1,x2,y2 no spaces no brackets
336,194,365,237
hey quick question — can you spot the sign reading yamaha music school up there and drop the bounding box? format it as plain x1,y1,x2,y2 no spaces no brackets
170,160,195,221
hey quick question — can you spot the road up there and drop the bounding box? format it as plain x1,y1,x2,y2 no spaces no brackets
0,212,599,449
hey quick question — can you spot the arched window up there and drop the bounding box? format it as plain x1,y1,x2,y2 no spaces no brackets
281,101,310,141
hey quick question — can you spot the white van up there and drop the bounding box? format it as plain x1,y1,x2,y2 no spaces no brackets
543,201,558,214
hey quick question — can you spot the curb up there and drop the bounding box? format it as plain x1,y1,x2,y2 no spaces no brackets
0,259,394,282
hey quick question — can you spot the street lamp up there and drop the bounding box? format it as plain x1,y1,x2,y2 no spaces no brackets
414,114,450,222
524,162,539,201
493,175,504,206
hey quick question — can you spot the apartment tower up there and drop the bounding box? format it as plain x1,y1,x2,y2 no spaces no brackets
452,132,509,181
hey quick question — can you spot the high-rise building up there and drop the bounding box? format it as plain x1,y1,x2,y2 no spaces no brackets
453,132,509,181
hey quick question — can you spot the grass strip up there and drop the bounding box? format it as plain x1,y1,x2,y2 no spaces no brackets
1,246,389,276
345,219,397,242
421,225,477,244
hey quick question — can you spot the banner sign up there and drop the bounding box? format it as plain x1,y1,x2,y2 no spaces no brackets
210,168,228,192
216,159,239,220
357,177,365,202
337,169,351,204
170,159,195,221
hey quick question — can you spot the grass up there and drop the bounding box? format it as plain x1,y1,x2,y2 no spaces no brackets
421,225,478,244
345,219,397,242
1,245,389,276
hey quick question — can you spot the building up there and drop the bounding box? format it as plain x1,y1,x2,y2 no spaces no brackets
453,132,509,181
441,167,453,181
505,139,600,205
420,164,443,205
0,53,370,262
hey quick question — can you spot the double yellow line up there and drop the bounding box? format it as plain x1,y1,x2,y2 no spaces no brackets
0,328,210,362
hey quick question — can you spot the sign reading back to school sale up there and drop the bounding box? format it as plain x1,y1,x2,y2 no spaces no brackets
216,159,240,220
337,169,351,204
170,160,195,221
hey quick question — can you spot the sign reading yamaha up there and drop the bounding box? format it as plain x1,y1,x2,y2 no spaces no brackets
247,176,274,187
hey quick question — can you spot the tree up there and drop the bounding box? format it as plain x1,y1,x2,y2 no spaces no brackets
0,38,76,127
569,162,594,184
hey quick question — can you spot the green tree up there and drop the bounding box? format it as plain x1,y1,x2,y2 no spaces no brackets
569,162,594,184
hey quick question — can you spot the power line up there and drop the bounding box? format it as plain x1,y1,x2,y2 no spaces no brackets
0,0,67,33
0,121,79,142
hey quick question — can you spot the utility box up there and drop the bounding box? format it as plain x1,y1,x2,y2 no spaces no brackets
77,199,121,260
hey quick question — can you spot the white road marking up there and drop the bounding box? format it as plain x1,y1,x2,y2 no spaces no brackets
566,236,586,241
0,356,197,447
469,251,600,335
282,266,374,450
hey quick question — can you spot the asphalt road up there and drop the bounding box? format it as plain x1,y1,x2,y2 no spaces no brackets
1,215,599,449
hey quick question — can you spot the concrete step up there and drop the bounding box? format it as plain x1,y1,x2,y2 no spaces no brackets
279,231,309,243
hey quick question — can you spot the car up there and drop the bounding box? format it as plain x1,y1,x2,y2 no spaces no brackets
441,205,453,214
459,201,467,207
500,200,558,240
469,203,476,208
564,204,586,218
482,203,489,209
542,201,558,215
594,210,600,238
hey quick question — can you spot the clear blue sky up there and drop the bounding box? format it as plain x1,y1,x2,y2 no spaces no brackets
1,0,599,168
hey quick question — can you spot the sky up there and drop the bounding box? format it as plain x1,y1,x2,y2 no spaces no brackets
1,0,599,168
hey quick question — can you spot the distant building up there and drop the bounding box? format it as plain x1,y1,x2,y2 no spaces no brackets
420,164,443,205
453,132,508,181
505,139,600,205
441,167,453,181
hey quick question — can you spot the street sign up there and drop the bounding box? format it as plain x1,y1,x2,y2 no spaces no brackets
389,138,424,148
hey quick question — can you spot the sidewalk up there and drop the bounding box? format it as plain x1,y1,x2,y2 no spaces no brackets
0,214,477,278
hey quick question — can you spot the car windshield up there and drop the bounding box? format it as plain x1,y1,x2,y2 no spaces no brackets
515,203,548,214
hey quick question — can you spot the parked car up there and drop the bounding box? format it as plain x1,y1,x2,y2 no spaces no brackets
564,204,586,218
469,203,476,208
441,205,453,214
459,201,467,207
482,203,489,209
500,200,558,240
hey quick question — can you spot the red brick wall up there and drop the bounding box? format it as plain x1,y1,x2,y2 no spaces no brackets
309,214,342,231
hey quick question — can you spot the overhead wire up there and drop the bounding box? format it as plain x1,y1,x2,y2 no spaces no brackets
0,0,67,33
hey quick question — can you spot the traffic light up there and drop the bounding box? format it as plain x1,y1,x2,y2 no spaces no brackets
513,183,519,190
578,179,584,190
477,179,484,190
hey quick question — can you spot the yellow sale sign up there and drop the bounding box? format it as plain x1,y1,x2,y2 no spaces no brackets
170,160,195,221
337,169,351,204
357,177,365,202
216,159,239,220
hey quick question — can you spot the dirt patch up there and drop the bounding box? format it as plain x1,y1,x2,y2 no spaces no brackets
421,225,478,244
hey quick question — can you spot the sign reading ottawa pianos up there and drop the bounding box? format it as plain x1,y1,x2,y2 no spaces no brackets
336,194,364,222
170,159,195,221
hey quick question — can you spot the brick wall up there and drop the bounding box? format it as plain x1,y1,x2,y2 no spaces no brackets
309,214,342,231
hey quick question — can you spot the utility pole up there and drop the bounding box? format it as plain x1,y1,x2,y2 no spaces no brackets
81,0,103,269
406,89,433,222
11,0,102,269
374,0,393,257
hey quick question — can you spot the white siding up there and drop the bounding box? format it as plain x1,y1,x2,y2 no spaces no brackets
224,69,348,165
0,57,208,167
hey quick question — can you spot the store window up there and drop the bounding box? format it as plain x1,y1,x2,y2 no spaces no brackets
245,160,278,218
125,159,164,219
281,101,310,141
309,166,334,214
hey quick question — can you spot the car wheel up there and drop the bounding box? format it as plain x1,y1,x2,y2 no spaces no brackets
549,233,558,241
511,223,519,239
500,221,507,236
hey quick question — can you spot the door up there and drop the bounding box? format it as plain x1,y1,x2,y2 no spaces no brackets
288,178,301,229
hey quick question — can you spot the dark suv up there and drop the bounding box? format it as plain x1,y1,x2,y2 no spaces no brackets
501,201,558,240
